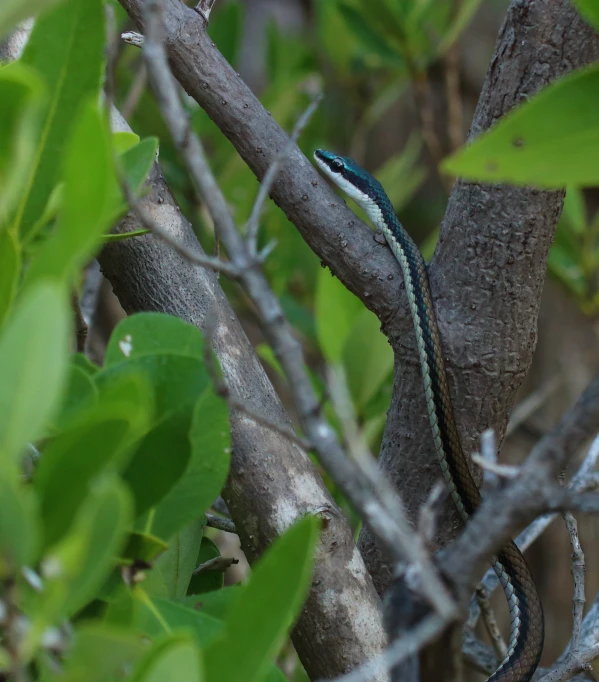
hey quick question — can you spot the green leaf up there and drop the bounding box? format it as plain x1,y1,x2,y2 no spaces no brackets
104,313,204,366
338,3,403,65
315,268,363,363
0,64,44,224
23,102,115,289
47,362,98,433
15,0,105,238
187,536,224,596
153,520,205,599
204,516,319,682
59,623,146,682
150,387,230,541
0,230,21,328
0,282,69,467
442,64,599,188
123,532,168,564
131,634,203,682
113,131,140,154
135,595,223,645
343,308,393,410
573,0,599,30
96,354,209,516
26,476,132,656
0,474,38,576
180,586,244,621
0,0,62,40
35,371,152,548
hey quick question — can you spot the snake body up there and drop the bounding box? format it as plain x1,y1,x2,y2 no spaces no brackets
314,149,544,682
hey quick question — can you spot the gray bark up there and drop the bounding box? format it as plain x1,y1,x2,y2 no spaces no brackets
100,108,387,682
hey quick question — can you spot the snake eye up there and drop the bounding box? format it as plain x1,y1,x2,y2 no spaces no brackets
330,158,344,172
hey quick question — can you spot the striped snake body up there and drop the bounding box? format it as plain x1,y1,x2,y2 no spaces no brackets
314,149,544,682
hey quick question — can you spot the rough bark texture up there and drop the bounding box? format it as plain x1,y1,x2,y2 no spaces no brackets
100,110,387,681
359,0,599,594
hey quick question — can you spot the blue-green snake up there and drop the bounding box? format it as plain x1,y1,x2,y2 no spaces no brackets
314,149,544,682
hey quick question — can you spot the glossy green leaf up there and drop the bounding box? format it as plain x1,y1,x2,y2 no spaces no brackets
204,516,319,682
123,532,168,564
35,371,152,548
105,313,203,365
315,267,363,363
0,282,69,466
0,230,21,328
154,519,205,599
0,64,44,223
60,623,146,682
113,131,140,154
47,363,98,433
180,585,244,621
23,103,115,289
0,0,62,38
574,0,599,30
135,595,223,645
27,477,132,654
0,474,38,576
343,308,393,409
131,634,203,682
15,0,105,238
442,64,599,188
96,354,209,516
187,536,224,596
150,387,230,541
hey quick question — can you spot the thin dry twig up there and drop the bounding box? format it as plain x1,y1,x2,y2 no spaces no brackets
193,556,239,574
245,94,322,256
475,584,507,661
418,481,445,548
562,511,586,652
537,643,599,682
141,0,456,624
205,513,236,534
466,432,599,631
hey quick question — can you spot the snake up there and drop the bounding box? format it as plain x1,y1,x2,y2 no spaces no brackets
314,149,544,682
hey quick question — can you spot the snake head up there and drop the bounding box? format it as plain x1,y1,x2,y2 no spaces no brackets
313,149,386,210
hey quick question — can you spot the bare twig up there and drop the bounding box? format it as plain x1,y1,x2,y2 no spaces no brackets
245,94,322,256
475,584,507,660
537,643,599,682
193,556,238,574
466,431,599,633
141,0,456,624
121,63,147,120
119,179,241,277
418,481,445,548
563,512,586,652
205,513,236,534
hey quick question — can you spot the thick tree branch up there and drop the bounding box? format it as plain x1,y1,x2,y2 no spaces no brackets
103,106,388,682
359,0,599,594
116,0,404,327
